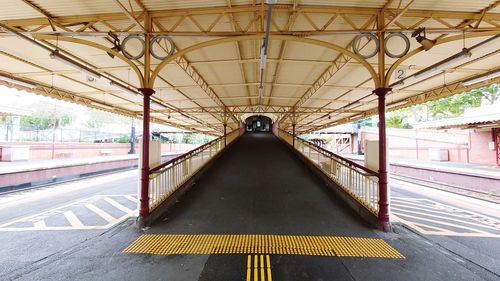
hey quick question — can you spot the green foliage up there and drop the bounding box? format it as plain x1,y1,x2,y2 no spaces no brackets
467,84,499,105
181,133,196,144
386,112,413,129
114,135,131,143
426,91,482,119
0,116,11,126
423,84,498,120
82,108,130,129
324,135,334,144
20,109,71,130
181,133,210,144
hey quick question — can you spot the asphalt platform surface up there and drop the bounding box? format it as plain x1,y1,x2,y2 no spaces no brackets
1,133,499,281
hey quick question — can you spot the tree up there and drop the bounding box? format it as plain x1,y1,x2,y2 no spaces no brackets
421,84,499,120
386,112,413,129
82,108,129,129
181,133,196,144
426,91,483,119
468,84,499,105
20,108,71,130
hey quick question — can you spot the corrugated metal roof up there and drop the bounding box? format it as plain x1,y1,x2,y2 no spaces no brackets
415,104,500,129
0,0,499,134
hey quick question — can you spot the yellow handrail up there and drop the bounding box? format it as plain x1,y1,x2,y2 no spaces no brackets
276,129,380,215
148,129,242,211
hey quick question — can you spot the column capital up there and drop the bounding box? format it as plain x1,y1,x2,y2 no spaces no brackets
372,87,392,96
138,88,156,96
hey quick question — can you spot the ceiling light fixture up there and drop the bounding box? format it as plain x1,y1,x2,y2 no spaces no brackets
345,101,362,109
110,81,138,96
390,80,405,89
390,34,499,91
257,0,276,104
462,69,500,86
413,48,471,79
50,49,102,80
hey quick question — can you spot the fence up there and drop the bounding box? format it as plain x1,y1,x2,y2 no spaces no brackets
147,129,242,211
277,129,380,216
0,127,129,143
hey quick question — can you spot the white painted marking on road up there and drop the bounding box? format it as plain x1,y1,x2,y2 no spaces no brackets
34,220,46,228
392,197,500,237
104,197,133,214
392,179,500,215
63,211,84,227
124,195,138,203
392,206,500,232
85,204,116,223
0,170,138,210
395,212,492,235
0,195,137,231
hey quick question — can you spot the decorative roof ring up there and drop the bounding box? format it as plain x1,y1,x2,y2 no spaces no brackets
412,27,436,51
384,32,410,58
121,34,145,60
352,32,379,59
150,35,176,60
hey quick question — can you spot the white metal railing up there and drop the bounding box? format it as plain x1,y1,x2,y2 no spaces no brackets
148,129,242,211
277,129,380,215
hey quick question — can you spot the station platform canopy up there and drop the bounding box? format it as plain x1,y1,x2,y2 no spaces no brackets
0,0,499,135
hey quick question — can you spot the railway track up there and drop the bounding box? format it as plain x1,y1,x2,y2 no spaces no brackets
392,174,500,205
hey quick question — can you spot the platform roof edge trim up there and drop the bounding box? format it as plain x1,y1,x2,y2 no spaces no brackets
414,108,500,129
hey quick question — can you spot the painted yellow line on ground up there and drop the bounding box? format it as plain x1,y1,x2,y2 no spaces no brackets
266,255,272,281
260,255,265,281
246,255,252,281
123,234,404,259
254,255,258,281
63,211,84,227
246,254,272,281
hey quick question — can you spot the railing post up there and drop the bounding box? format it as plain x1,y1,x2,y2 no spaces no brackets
129,119,136,154
224,123,227,147
139,88,155,218
374,87,391,231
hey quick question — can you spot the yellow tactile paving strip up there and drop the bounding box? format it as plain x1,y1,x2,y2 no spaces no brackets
123,234,404,259
247,255,272,281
